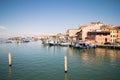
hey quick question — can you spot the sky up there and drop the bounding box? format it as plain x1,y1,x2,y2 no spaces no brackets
0,0,120,38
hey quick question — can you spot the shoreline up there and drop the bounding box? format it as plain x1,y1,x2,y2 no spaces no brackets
96,44,120,50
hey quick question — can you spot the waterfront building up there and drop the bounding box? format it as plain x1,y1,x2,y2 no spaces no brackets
100,25,119,44
66,29,80,41
77,22,104,41
116,27,120,43
67,22,119,44
76,29,82,41
110,26,117,43
86,31,110,44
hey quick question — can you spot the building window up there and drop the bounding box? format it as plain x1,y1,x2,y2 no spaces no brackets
111,39,112,42
113,35,115,37
115,39,116,42
114,39,115,42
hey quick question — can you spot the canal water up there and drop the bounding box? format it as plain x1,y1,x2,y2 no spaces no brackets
0,41,120,80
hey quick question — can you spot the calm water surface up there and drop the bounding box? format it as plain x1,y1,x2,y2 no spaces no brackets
0,41,120,80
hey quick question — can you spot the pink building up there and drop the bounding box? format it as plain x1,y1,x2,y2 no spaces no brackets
95,34,110,44
79,22,104,41
86,31,110,44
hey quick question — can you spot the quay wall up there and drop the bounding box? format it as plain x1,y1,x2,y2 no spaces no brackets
96,45,120,50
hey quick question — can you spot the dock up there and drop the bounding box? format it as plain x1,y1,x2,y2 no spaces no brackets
96,45,120,50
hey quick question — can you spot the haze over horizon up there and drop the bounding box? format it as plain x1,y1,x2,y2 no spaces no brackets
0,0,120,38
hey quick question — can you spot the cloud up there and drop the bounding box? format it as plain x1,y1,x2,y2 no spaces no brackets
0,26,8,30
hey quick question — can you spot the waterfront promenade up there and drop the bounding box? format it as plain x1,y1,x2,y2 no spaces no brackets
97,44,120,50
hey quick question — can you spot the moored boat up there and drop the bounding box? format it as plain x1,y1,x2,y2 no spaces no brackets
60,42,70,47
48,41,58,46
20,40,30,43
73,42,88,49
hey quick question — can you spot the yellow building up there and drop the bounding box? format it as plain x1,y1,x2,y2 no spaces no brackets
101,25,118,44
110,27,117,43
116,27,120,43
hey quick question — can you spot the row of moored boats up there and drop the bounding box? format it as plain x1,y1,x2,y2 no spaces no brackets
42,40,96,49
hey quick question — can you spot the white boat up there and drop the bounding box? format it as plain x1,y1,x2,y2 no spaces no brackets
60,42,70,47
48,41,58,46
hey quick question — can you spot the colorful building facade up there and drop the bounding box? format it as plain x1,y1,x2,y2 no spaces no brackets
116,27,120,43
78,22,104,41
86,31,110,44
66,22,120,44
110,28,117,43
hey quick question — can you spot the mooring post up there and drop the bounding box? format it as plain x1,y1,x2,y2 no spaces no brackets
64,56,67,73
8,52,12,66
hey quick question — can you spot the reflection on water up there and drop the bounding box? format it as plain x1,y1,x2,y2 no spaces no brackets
67,48,120,64
0,42,120,80
95,48,120,63
8,67,12,80
64,73,68,80
66,48,120,80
